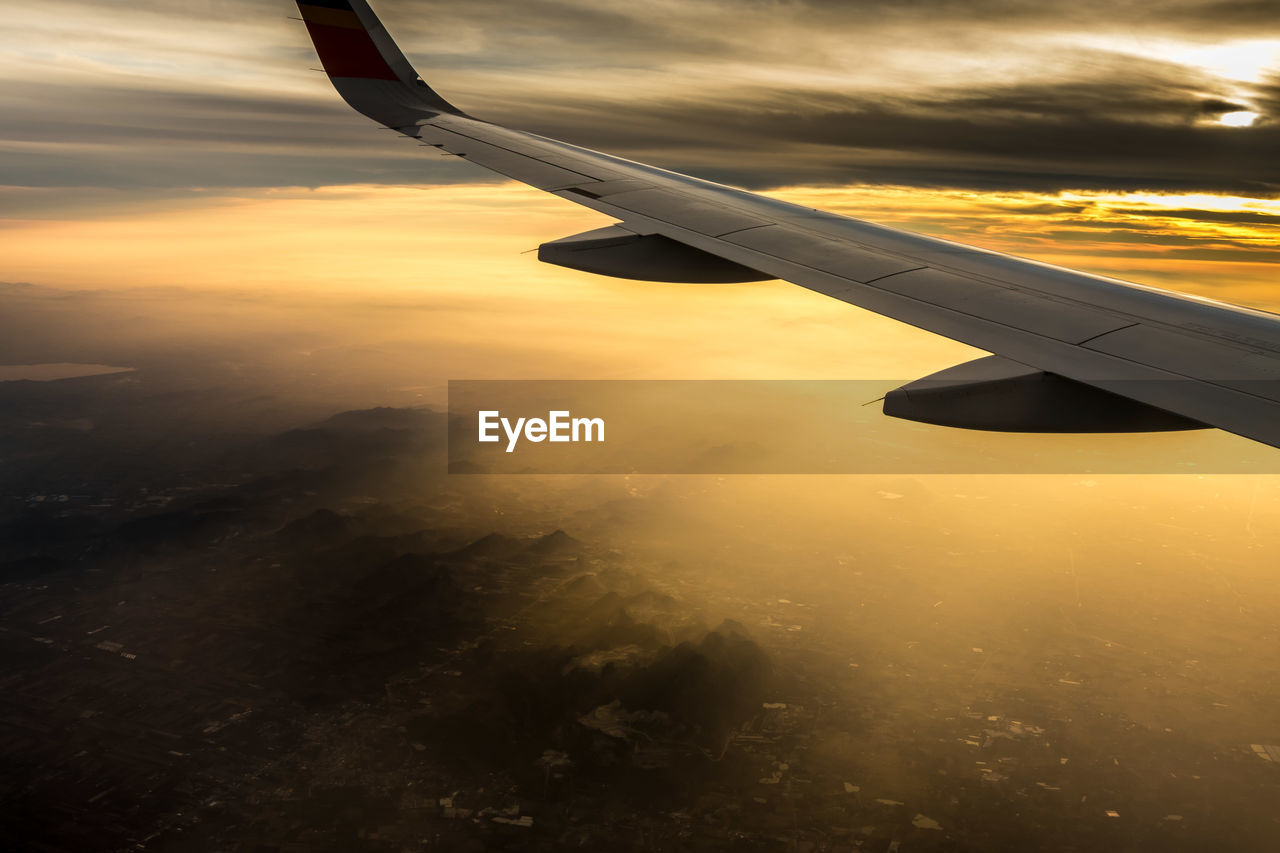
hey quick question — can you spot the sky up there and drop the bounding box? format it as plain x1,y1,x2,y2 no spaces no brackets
3,0,1279,189
2,0,1279,352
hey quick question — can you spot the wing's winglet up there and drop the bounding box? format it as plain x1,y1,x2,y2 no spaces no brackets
296,0,465,127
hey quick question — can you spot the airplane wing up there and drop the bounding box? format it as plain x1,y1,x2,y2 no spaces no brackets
296,0,1280,450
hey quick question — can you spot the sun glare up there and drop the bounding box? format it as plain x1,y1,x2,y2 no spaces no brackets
1218,110,1260,127
1069,36,1280,84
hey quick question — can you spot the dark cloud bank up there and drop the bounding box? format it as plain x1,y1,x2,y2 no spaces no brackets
7,0,1278,194
489,79,1280,194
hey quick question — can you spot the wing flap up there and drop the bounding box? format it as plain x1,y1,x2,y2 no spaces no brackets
415,125,597,189
876,269,1137,345
598,189,773,237
533,154,637,182
561,180,653,198
426,116,560,157
1083,325,1280,395
719,225,922,283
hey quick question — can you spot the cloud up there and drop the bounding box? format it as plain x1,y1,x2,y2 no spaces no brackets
472,69,1280,194
0,82,491,188
1,0,1277,194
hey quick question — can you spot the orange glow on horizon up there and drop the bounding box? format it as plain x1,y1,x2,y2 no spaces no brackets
3,181,1277,386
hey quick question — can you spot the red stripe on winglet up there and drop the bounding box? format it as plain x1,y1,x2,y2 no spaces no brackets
305,22,400,81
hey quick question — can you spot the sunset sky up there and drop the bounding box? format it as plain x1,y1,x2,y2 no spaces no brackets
8,9,1280,849
2,0,1279,384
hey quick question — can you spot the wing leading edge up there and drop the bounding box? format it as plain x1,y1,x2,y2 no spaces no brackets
295,0,1280,451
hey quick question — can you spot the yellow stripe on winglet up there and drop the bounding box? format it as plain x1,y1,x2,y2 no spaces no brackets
298,5,365,29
